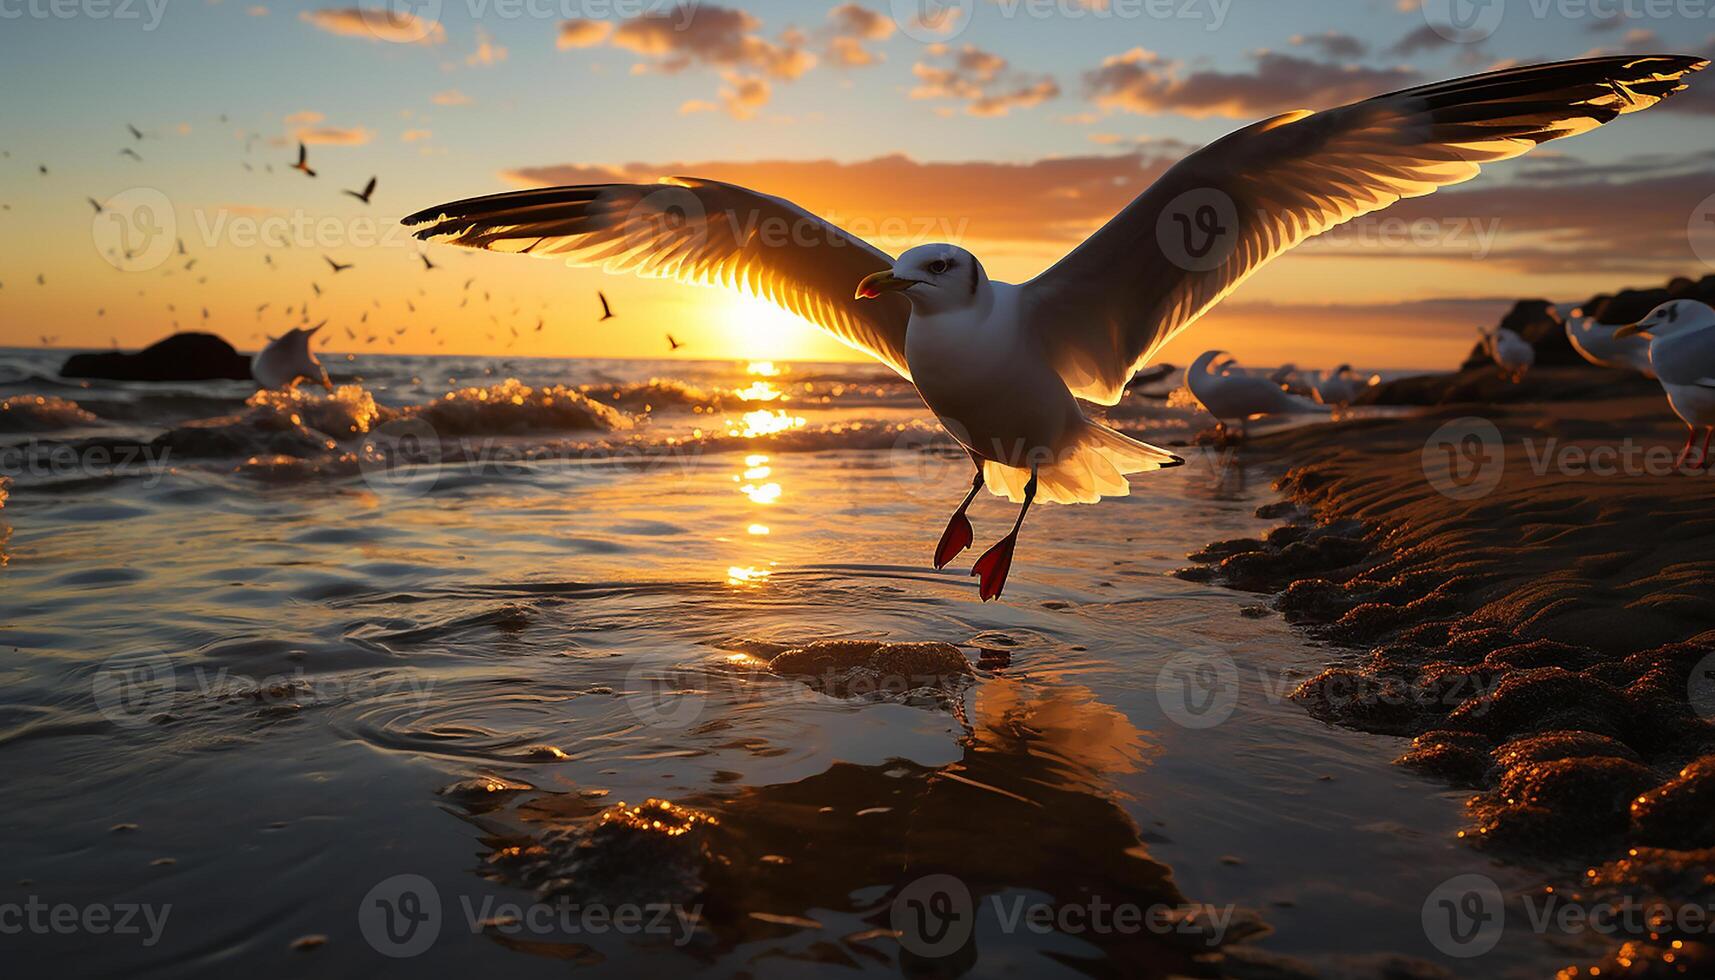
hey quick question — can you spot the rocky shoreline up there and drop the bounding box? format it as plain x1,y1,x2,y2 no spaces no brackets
1178,377,1715,977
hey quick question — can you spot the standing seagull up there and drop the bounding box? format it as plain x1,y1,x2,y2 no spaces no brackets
1615,300,1715,468
1482,326,1536,383
1187,351,1329,441
403,56,1706,600
1568,313,1655,377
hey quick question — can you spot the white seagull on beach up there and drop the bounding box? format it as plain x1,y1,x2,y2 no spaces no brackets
252,325,332,391
1313,365,1361,407
1187,351,1329,440
1483,326,1536,383
1567,313,1655,377
403,55,1705,600
1615,300,1715,468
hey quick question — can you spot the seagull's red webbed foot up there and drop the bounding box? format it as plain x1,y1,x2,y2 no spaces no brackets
970,532,1017,601
934,511,974,569
970,469,1036,602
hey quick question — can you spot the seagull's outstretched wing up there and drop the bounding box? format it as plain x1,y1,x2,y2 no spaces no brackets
402,178,913,377
1023,55,1708,405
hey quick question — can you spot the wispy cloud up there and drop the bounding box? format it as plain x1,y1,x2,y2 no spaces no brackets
298,8,444,44
912,43,1059,117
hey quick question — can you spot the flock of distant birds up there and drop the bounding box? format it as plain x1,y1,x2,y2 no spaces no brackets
8,126,691,359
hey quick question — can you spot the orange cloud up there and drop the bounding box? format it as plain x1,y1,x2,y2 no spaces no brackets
557,18,612,49
299,8,444,44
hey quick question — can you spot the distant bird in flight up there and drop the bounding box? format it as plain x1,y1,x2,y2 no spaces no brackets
1615,300,1715,468
87,197,104,214
291,142,316,177
344,177,377,204
37,165,47,175
666,334,683,352
404,55,1708,600
119,148,142,162
598,290,615,321
127,123,145,141
419,253,437,271
324,256,352,274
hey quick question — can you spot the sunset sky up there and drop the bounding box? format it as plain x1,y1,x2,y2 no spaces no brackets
2,0,1713,369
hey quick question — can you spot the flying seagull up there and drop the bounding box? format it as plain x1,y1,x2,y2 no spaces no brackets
291,142,315,178
324,256,352,274
119,148,142,162
344,177,377,204
127,123,144,141
666,333,683,352
403,55,1707,600
419,253,437,271
598,290,615,321
1616,300,1715,468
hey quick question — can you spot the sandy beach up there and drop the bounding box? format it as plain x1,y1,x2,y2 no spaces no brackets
1180,363,1715,977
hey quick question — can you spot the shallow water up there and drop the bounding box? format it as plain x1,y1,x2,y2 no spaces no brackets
0,351,1574,977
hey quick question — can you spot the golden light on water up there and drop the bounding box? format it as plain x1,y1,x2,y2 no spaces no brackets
741,482,782,504
744,465,772,480
727,565,771,585
745,454,769,467
731,409,806,438
748,524,770,535
734,380,783,402
745,360,782,377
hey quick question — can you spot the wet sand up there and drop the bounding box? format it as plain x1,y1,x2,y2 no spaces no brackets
1182,365,1715,977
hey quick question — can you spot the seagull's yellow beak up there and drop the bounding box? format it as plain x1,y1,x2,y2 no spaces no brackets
854,270,917,300
1612,322,1646,340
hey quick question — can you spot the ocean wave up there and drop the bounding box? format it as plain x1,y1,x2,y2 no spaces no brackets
0,396,102,433
583,378,719,413
408,379,632,436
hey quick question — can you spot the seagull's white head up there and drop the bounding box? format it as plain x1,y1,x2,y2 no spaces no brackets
1614,300,1715,341
854,244,988,316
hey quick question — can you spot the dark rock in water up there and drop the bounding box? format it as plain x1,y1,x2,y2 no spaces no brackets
1358,364,1657,406
1583,274,1715,325
1629,756,1715,849
1468,755,1658,853
1491,730,1640,770
1397,730,1493,786
497,798,718,907
767,639,972,699
61,332,251,382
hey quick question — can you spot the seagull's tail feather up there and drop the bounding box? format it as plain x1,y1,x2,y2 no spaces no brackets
984,422,1185,505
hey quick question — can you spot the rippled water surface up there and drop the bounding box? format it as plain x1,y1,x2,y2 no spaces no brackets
0,350,1564,977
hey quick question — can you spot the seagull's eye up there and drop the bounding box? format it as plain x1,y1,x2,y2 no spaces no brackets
926,259,950,275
